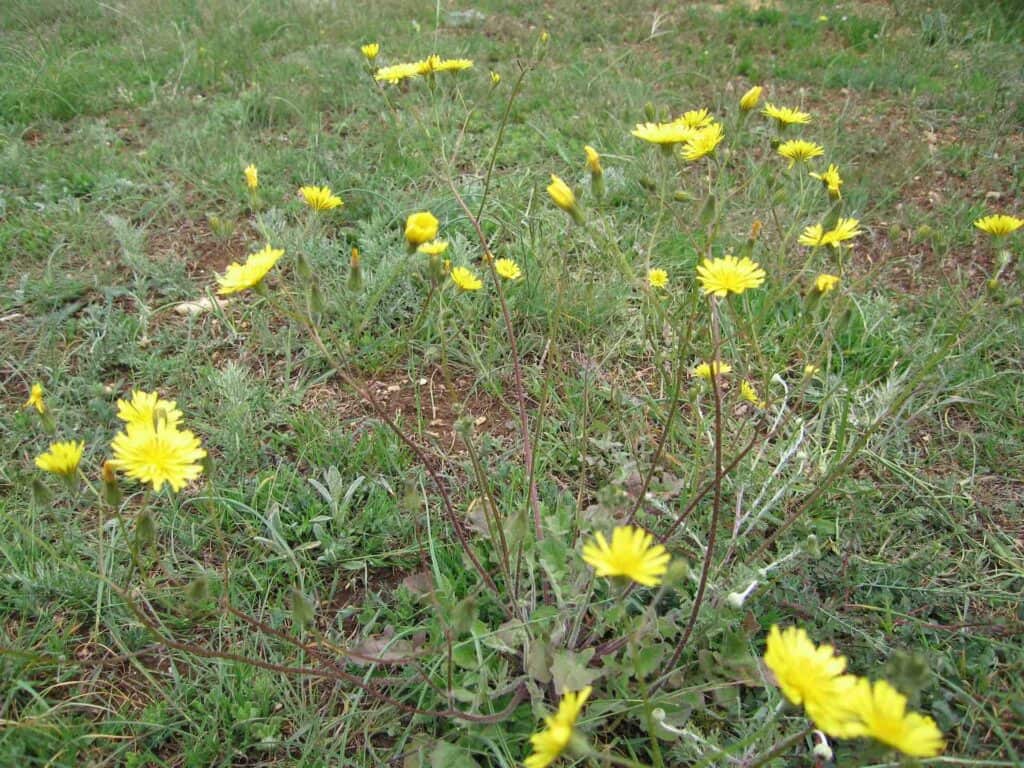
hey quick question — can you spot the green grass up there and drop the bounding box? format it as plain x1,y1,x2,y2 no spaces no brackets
2,0,1023,765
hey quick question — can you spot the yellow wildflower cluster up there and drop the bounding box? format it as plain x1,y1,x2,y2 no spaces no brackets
764,626,945,758
29,388,206,495
375,53,474,84
109,390,206,493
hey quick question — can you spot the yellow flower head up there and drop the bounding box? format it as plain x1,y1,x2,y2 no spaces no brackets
433,57,473,73
405,211,440,247
299,185,343,212
450,266,482,292
974,213,1023,237
374,62,423,83
825,217,862,246
582,525,671,587
631,121,697,145
360,43,380,62
110,420,206,493
762,103,812,127
25,383,46,414
647,268,668,289
809,164,843,198
546,174,576,211
693,361,732,380
583,145,602,174
35,440,85,476
243,164,258,190
490,70,501,86
815,273,840,294
763,626,862,737
740,380,765,408
417,239,449,256
681,122,725,162
800,219,862,248
117,390,183,429
674,108,714,129
845,678,945,758
804,364,820,377
494,258,522,280
216,244,285,295
696,255,766,297
524,687,592,768
777,139,825,169
739,85,763,111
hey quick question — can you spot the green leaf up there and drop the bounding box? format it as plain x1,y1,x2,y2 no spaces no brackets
551,647,600,693
430,741,480,768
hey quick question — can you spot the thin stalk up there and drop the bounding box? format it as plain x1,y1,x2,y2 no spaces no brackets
655,299,724,690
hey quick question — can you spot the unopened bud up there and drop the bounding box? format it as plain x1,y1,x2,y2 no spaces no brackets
307,281,325,317
348,247,362,291
644,101,656,122
101,461,122,507
295,252,313,282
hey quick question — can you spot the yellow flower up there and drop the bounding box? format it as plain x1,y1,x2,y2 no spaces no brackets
740,380,765,408
524,687,592,768
631,121,697,145
681,122,724,161
417,239,449,256
546,174,576,211
696,255,766,297
845,679,945,758
582,525,671,587
809,164,843,198
763,626,862,738
117,390,183,429
243,164,258,190
216,244,285,295
299,185,343,212
824,217,862,246
490,70,501,86
647,268,668,289
798,224,827,247
583,145,602,174
35,440,85,476
740,85,763,111
762,103,812,127
405,211,440,248
815,273,840,293
674,108,714,129
777,139,824,169
494,258,522,280
360,43,380,62
25,383,46,414
110,420,206,493
450,266,482,291
374,62,423,83
803,364,820,377
432,57,473,73
974,213,1023,237
693,361,732,380
800,219,862,248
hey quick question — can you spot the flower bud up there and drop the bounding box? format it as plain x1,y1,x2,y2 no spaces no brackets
348,247,362,292
546,174,584,225
101,460,122,507
739,85,763,111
